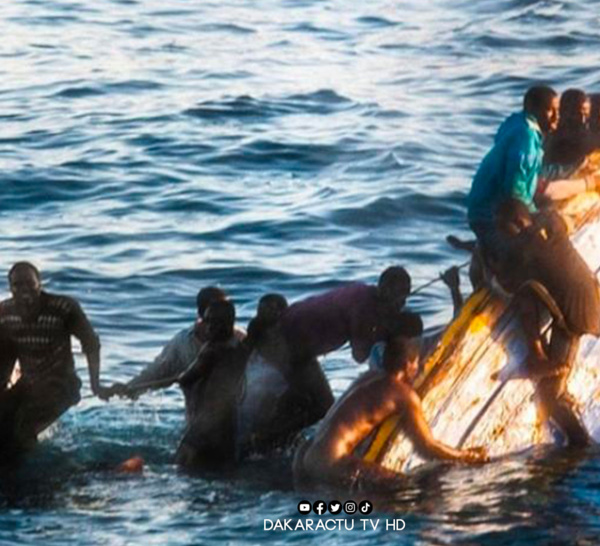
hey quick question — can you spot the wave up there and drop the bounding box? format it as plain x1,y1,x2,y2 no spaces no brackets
185,89,353,121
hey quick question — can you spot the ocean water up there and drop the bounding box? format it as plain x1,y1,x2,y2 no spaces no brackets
2,0,600,544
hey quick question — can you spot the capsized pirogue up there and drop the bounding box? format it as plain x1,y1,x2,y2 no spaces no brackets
364,152,600,473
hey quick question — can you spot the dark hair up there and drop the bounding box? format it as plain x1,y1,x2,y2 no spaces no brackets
378,266,411,299
246,293,288,350
385,312,423,339
523,85,557,113
559,88,588,126
8,261,41,282
382,337,420,375
196,286,227,318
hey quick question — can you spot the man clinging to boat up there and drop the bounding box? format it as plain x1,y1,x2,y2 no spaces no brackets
494,199,600,446
0,262,109,453
544,88,600,174
467,85,600,446
277,266,424,431
293,334,488,492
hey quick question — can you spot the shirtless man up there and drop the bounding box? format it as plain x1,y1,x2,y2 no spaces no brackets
175,300,248,469
293,336,488,492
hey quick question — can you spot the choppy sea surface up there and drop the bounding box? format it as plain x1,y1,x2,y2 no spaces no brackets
2,0,600,544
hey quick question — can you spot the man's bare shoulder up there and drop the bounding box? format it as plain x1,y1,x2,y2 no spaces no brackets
347,371,416,407
381,378,420,414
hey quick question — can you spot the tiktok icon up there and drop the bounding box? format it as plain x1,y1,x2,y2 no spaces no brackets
359,500,373,515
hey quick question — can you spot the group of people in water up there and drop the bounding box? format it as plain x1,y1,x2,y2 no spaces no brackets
2,84,600,492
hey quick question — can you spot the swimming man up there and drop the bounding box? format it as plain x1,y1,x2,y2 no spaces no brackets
293,335,488,492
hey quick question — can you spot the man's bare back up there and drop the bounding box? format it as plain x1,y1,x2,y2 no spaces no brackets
294,338,488,492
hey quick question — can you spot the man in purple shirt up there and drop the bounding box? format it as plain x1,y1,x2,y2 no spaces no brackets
282,267,419,364
280,266,422,430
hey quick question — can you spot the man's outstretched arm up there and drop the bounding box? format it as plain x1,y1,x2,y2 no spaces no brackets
403,390,488,463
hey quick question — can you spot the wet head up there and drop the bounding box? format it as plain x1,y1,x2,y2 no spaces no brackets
196,285,227,319
383,336,421,385
203,299,235,343
559,88,590,129
8,261,42,318
256,293,288,326
377,266,411,310
524,85,559,135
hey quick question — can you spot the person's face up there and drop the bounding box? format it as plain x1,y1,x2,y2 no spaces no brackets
404,356,420,384
10,268,42,316
535,96,559,134
380,283,408,312
581,99,591,126
258,300,282,324
204,307,232,342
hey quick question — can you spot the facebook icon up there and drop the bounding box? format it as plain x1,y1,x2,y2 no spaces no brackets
313,500,326,515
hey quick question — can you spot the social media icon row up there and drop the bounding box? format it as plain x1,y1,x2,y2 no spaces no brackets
298,500,372,515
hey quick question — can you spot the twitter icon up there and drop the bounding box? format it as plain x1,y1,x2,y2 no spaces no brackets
328,501,342,515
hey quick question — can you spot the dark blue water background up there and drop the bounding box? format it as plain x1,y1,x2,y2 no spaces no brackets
2,0,600,544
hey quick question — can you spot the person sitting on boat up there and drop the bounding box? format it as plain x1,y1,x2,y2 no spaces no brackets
293,335,488,492
468,85,600,274
494,199,600,446
107,286,244,401
176,299,248,469
279,266,424,433
0,262,109,449
544,88,600,174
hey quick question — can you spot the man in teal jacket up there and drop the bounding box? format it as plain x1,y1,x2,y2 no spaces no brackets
468,85,558,262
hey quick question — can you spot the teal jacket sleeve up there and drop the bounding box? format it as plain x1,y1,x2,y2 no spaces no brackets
505,133,539,212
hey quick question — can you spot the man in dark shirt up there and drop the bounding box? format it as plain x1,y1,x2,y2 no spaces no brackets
279,266,422,430
0,262,109,447
544,88,600,170
495,201,600,446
